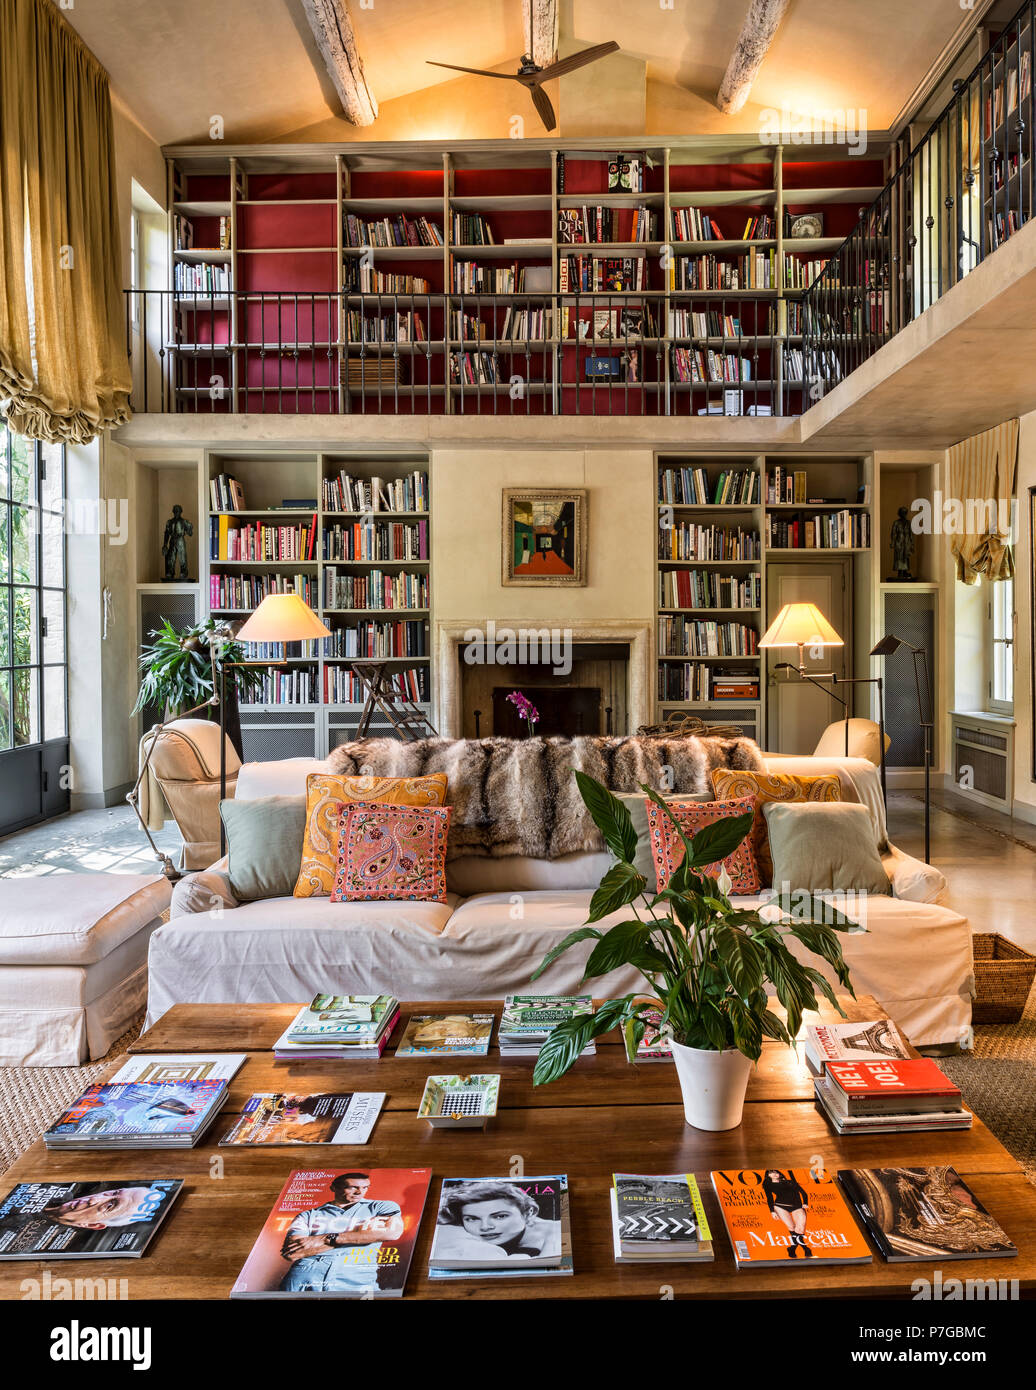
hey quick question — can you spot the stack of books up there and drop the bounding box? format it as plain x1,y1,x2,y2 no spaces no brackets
428,1175,573,1280
273,994,400,1060
498,995,596,1057
815,1057,971,1135
610,1174,713,1263
803,1018,909,1077
42,1054,245,1150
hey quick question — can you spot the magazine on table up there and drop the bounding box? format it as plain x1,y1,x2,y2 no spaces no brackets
0,1180,183,1259
219,1091,386,1146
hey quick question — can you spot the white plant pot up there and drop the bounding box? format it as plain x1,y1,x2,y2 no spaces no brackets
669,1039,753,1131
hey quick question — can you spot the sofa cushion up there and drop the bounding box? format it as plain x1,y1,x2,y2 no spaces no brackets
612,791,710,881
762,755,888,849
0,874,171,966
331,802,451,903
235,757,332,799
295,772,448,897
711,768,841,884
764,801,891,896
646,796,762,894
446,851,612,896
220,795,306,901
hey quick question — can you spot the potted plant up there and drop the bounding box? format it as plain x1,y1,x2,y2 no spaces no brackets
530,772,858,1131
133,618,265,738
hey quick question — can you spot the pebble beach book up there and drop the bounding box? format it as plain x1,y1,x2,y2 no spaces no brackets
219,1091,386,1146
0,1180,183,1259
710,1167,872,1267
837,1167,1017,1262
611,1173,713,1262
231,1168,432,1298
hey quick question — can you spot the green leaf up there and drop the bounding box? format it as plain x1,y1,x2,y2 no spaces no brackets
530,926,603,982
533,1011,611,1085
574,770,638,863
799,966,846,1016
684,811,754,870
586,862,647,923
759,1009,792,1044
712,922,764,996
583,920,654,977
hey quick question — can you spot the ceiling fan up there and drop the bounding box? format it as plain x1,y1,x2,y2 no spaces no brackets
426,40,620,133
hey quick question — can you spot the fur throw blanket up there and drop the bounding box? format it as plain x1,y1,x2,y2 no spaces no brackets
327,734,764,860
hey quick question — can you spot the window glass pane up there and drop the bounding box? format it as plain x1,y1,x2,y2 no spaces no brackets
40,441,64,512
42,589,65,663
0,503,8,581
12,586,36,666
43,666,66,739
12,666,38,746
9,433,33,506
41,509,64,588
0,592,8,666
0,428,8,502
11,505,37,583
0,671,10,750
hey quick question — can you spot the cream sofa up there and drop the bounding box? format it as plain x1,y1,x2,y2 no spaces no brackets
146,754,973,1048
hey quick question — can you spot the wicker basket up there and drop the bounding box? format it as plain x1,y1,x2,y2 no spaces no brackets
971,933,1036,1024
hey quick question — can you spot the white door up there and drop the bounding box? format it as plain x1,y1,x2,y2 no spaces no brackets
766,562,850,754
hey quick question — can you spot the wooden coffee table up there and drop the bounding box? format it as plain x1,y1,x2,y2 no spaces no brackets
2,995,1034,1300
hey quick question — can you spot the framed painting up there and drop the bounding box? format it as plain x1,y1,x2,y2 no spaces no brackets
501,488,588,587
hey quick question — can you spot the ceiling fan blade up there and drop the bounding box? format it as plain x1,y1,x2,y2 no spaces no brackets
531,41,620,83
426,60,519,80
529,83,557,132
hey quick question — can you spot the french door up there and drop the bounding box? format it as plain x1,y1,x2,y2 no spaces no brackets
0,428,70,835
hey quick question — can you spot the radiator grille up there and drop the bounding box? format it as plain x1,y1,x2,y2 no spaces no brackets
138,591,199,732
882,592,936,768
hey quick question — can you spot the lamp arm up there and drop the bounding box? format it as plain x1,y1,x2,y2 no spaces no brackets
127,698,219,883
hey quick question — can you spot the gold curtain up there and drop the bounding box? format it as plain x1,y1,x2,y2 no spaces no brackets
0,0,130,443
947,418,1019,584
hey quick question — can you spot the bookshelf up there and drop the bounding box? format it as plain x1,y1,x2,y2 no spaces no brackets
160,138,888,417
655,452,875,742
205,450,431,759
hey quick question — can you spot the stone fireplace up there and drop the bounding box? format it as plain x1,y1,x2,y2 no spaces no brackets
434,620,653,738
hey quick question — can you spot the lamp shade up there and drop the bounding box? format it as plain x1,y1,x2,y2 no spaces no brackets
234,594,331,643
759,602,843,649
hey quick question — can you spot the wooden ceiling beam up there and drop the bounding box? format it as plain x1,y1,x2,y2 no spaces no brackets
716,0,792,115
300,0,378,126
521,0,558,67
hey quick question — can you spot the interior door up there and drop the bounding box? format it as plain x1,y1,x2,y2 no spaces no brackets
766,561,850,754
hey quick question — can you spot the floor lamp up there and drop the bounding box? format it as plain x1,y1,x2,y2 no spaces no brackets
218,594,331,856
871,632,933,864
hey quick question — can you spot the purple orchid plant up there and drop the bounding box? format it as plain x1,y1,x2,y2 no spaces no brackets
506,690,540,737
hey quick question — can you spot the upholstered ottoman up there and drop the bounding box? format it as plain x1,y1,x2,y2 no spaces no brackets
0,874,172,1066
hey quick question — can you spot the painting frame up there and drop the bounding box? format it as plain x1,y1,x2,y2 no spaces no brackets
501,487,588,587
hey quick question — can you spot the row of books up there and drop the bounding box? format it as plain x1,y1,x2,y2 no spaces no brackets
658,663,759,702
671,250,777,291
346,267,432,294
344,214,444,248
670,347,754,384
320,469,428,514
451,259,529,294
322,567,428,612
659,521,761,562
322,519,428,562
764,510,872,550
560,252,647,293
209,471,246,512
784,256,832,289
2,1160,1011,1283
243,640,318,661
658,569,761,611
657,617,759,658
242,670,316,705
450,212,495,245
557,206,659,244
174,261,230,293
323,664,428,703
668,308,746,340
210,572,315,612
209,515,317,562
322,619,427,660
659,464,760,507
345,310,427,343
450,350,500,384
984,50,1032,137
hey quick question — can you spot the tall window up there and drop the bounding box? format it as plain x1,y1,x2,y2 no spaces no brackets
0,428,67,752
990,577,1014,712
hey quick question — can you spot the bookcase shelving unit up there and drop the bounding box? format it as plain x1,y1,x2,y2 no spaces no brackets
160,137,888,417
206,449,431,760
655,452,876,744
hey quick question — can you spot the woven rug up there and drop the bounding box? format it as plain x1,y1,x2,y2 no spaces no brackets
0,1012,146,1174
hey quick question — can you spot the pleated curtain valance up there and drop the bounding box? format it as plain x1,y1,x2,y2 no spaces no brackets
0,0,131,443
947,418,1019,585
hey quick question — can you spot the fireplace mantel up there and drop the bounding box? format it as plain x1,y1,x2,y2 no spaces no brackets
434,619,653,738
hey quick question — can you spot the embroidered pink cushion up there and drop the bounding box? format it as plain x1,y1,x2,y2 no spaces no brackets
645,795,761,896
330,801,451,903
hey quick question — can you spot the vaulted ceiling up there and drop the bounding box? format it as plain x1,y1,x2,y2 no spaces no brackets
65,0,986,146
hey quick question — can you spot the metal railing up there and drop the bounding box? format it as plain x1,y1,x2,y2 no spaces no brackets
804,0,1035,393
124,288,801,417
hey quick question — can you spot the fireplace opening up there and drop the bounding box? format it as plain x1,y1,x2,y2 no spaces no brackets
459,640,630,738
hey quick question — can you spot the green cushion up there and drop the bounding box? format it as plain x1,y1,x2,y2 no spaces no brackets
763,801,891,896
219,795,307,901
611,790,710,882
